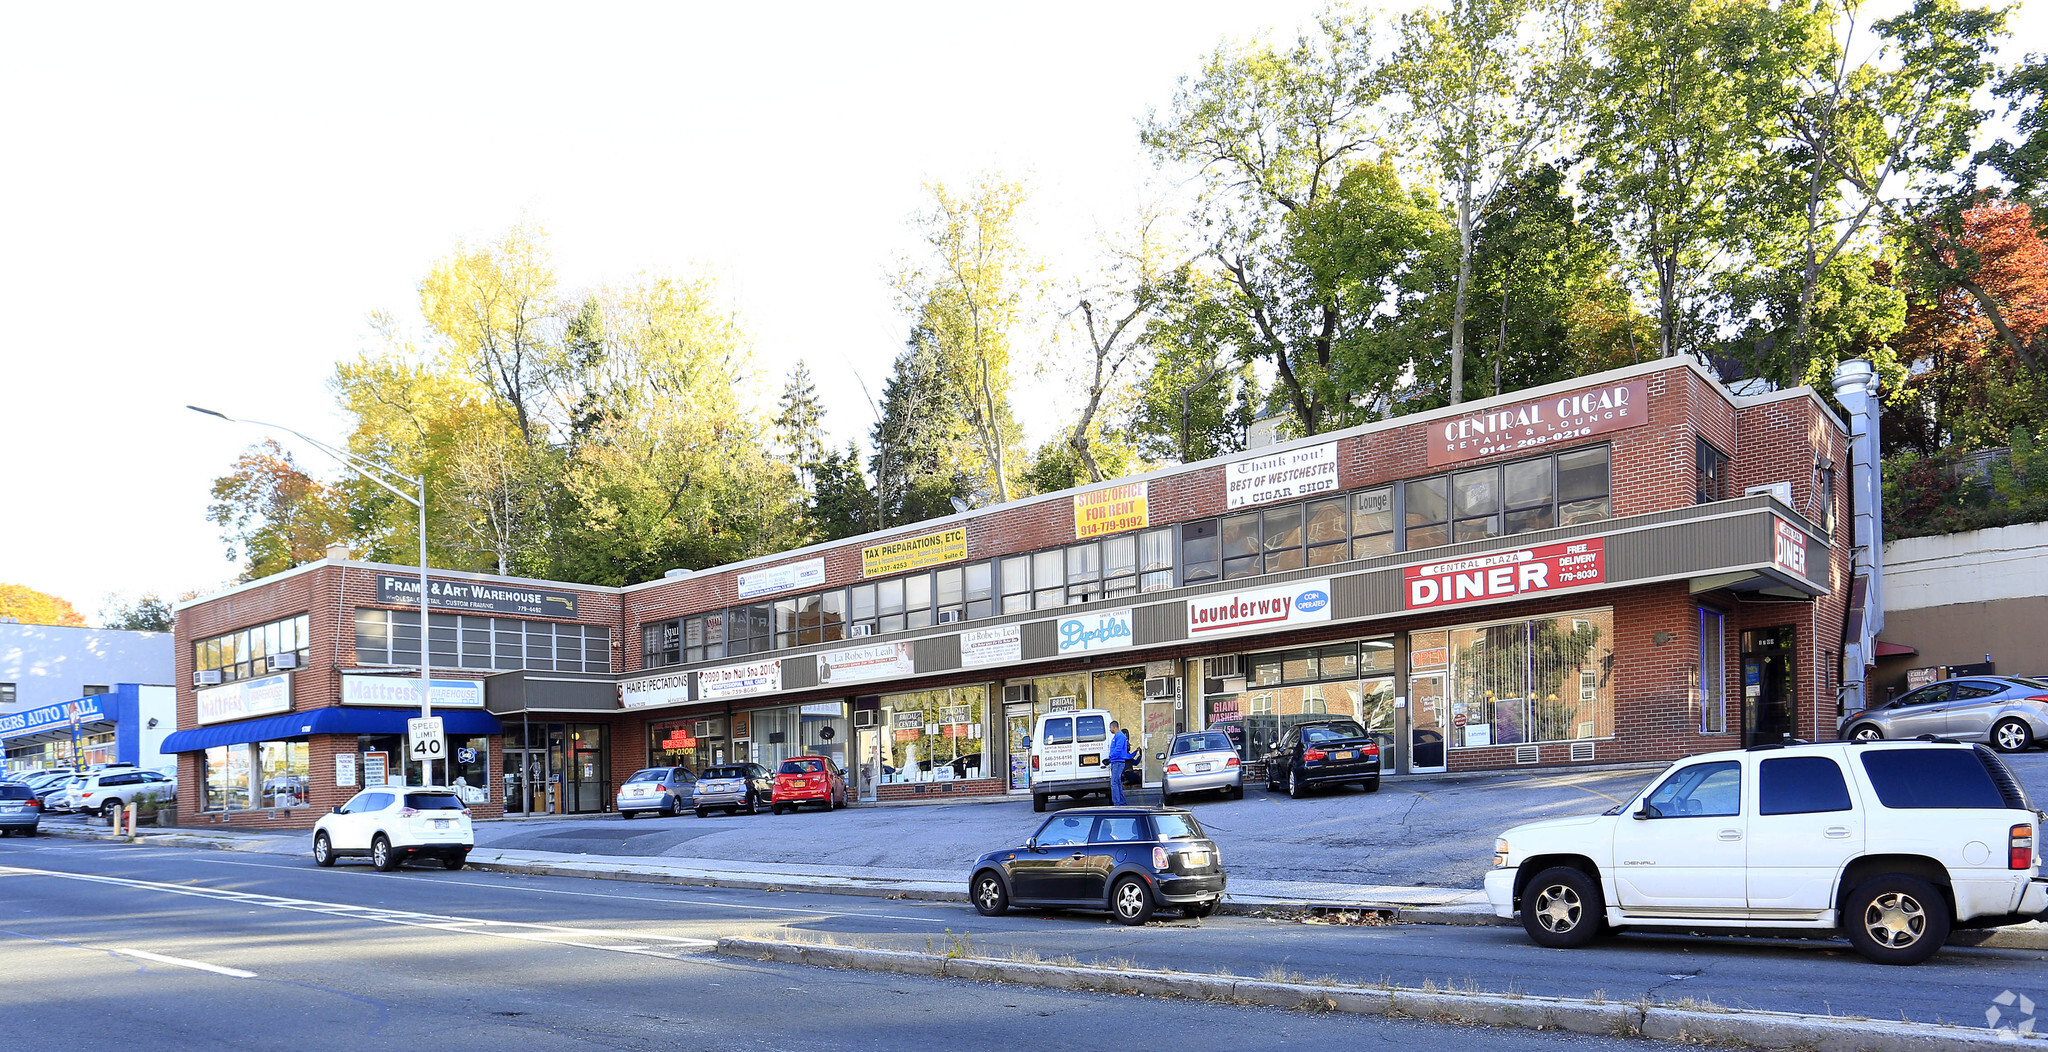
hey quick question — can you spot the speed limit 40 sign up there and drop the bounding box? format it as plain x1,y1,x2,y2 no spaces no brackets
407,716,447,764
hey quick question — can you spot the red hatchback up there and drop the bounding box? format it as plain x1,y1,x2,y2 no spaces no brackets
770,756,847,814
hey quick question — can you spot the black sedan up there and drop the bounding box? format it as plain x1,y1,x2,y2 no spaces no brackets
1264,718,1381,797
968,806,1226,925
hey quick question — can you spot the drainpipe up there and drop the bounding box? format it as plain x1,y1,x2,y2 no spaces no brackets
1830,360,1884,722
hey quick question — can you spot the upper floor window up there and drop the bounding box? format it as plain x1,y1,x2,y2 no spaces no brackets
359,609,610,673
1696,439,1731,503
1408,446,1610,548
195,613,311,684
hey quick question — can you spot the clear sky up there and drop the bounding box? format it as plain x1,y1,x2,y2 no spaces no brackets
0,1,2038,618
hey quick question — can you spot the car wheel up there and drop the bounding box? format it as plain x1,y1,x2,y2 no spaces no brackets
1111,876,1154,925
442,852,467,871
972,870,1009,916
1992,718,2034,753
371,835,401,872
695,807,709,819
1032,794,1046,813
1520,866,1603,948
1161,791,1176,807
743,793,759,816
312,832,336,867
1288,766,1307,799
771,803,787,815
101,798,124,818
1184,898,1220,919
1362,776,1380,793
1846,874,1950,965
661,798,678,818
1849,724,1883,743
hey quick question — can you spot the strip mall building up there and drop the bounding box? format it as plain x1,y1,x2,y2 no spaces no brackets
167,358,1854,828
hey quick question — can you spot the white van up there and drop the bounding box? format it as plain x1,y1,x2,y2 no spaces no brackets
1029,708,1117,812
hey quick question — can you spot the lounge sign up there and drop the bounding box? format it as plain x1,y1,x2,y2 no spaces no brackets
1427,379,1648,467
196,673,293,725
1187,580,1333,639
861,527,967,578
1404,539,1605,610
376,573,579,618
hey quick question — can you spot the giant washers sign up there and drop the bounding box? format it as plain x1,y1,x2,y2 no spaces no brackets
1186,579,1333,639
339,675,485,709
376,573,579,618
1428,379,1649,467
196,673,293,725
0,697,108,741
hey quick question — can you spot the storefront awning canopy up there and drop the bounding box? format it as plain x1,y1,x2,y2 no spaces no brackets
160,708,503,754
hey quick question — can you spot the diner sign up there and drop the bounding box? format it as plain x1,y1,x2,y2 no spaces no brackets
1186,579,1333,640
861,526,967,578
1772,519,1810,579
1227,441,1340,509
196,673,293,725
737,557,826,600
1427,379,1648,467
698,659,783,700
1074,482,1149,539
1404,539,1606,610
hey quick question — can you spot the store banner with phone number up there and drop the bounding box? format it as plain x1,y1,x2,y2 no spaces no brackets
1403,538,1605,610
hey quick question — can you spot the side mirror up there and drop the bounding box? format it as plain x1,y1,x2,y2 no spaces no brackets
1025,837,1039,852
1155,753,1166,761
1633,802,1658,820
330,806,342,814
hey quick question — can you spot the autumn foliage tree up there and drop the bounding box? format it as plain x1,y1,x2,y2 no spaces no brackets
0,584,86,626
206,439,351,582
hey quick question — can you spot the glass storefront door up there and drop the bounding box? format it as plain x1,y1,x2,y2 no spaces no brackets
1410,673,1448,772
857,724,881,802
1005,704,1033,791
1140,699,1176,783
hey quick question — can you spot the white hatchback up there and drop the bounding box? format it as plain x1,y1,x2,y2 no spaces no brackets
313,786,473,872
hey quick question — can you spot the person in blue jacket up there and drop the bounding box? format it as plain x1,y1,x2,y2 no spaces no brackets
1107,720,1133,805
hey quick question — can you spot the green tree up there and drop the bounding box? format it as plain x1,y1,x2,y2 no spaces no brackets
1390,0,1594,404
810,442,877,542
1145,10,1445,433
206,439,353,582
871,334,974,526
1054,212,1170,483
1585,0,1829,359
100,593,175,632
1128,266,1257,462
894,173,1036,502
775,360,828,493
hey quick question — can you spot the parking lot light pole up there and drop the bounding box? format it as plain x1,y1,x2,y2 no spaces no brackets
188,406,437,786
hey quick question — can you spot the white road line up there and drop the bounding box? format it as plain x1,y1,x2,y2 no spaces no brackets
0,865,717,959
108,947,257,979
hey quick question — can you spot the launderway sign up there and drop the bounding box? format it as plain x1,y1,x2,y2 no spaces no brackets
1186,580,1334,639
377,573,579,618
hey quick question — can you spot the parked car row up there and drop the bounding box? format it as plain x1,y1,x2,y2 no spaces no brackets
614,757,850,819
0,764,177,818
1839,675,2048,753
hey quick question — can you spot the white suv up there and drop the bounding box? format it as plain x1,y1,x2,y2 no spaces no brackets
71,769,175,816
313,786,473,872
1488,740,2047,964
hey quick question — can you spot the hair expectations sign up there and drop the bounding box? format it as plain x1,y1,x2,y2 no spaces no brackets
196,674,293,725
619,672,692,710
1427,379,1649,467
737,557,826,601
1227,442,1340,509
339,675,486,709
376,574,579,618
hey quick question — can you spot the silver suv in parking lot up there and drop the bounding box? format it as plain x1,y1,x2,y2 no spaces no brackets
1842,676,2048,752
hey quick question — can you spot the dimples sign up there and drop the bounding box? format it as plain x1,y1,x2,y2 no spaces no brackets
1404,539,1605,610
1057,609,1133,655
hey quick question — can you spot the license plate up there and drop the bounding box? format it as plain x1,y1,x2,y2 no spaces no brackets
0,804,18,813
1335,751,1355,760
433,820,450,830
1183,851,1209,867
1081,753,1101,766
1194,763,1213,773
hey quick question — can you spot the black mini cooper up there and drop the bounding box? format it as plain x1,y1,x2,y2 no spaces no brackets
968,806,1226,924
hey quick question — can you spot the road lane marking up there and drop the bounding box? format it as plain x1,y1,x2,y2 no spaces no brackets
108,947,257,978
0,865,717,960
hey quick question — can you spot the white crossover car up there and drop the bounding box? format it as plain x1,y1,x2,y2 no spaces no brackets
313,786,473,871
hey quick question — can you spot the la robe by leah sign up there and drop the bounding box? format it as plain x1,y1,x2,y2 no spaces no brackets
1428,379,1648,467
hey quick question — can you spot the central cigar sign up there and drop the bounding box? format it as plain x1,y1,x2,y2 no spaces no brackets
1428,379,1648,466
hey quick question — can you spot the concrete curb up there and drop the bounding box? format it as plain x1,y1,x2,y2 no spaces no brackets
715,936,2037,1051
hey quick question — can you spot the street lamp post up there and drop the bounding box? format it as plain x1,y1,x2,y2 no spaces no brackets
189,406,438,786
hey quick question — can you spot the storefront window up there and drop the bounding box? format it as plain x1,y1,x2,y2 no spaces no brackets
450,736,489,803
1446,609,1613,748
1700,607,1728,734
800,702,850,773
258,741,309,809
882,686,987,782
204,745,252,811
751,705,802,770
1204,639,1397,761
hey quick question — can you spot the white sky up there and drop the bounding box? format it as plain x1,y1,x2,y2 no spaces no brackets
0,1,2038,618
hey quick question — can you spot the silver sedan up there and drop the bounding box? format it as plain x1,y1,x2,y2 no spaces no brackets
1842,676,2048,752
1159,731,1245,804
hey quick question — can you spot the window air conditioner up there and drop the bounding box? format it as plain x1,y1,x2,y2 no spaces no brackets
849,624,875,638
1143,677,1178,700
853,709,878,728
937,610,963,624
271,653,300,670
1204,655,1242,679
1745,482,1793,507
194,670,223,686
694,720,718,738
1003,684,1034,705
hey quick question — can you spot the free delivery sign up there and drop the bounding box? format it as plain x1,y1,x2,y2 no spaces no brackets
1187,580,1333,640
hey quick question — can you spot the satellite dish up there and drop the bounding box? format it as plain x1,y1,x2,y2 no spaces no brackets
950,497,970,515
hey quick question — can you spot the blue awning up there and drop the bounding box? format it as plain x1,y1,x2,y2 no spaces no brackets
160,708,503,753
